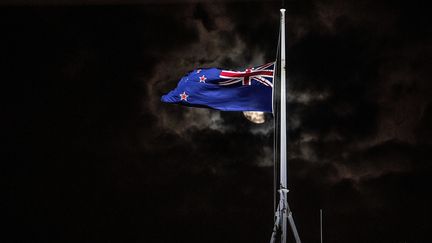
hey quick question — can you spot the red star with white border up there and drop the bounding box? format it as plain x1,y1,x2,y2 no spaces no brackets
199,75,207,83
179,91,189,101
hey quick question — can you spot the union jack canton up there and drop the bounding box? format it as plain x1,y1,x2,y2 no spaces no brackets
219,62,275,87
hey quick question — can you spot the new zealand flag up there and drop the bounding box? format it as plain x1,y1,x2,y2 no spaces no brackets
161,62,274,112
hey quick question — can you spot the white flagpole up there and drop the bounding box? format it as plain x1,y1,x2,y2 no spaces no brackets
280,8,287,196
280,8,288,243
280,8,301,243
270,9,301,243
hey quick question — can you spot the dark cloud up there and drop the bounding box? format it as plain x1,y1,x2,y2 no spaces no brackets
3,1,432,243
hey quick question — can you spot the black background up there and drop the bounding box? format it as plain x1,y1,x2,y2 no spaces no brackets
3,0,432,242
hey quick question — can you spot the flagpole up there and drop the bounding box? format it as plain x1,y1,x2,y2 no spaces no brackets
280,8,301,243
280,8,288,243
270,9,301,243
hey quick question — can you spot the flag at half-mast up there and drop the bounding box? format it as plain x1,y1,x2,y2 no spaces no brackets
161,62,275,112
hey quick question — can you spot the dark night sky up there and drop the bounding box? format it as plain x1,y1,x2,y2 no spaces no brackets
2,0,432,242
